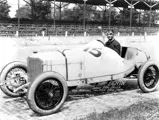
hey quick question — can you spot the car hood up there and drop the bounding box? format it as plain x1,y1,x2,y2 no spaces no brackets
28,50,66,64
28,40,104,65
28,48,86,65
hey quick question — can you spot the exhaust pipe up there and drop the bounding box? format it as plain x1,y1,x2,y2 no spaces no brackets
76,84,93,89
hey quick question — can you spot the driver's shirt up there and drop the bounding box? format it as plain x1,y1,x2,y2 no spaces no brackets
105,39,121,55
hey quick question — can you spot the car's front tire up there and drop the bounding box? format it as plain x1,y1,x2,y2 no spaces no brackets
27,71,68,115
138,60,159,93
0,61,27,97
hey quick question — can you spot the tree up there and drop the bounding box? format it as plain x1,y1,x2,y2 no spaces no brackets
19,0,51,20
15,5,31,19
153,11,159,25
0,0,10,19
141,10,159,26
34,1,51,20
61,4,98,22
119,8,139,26
102,7,119,24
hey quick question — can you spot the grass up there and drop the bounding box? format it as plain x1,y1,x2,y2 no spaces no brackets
76,99,159,120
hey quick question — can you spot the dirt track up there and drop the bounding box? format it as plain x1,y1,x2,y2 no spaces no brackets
0,79,159,120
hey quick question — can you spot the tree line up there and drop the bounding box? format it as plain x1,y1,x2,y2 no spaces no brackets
1,0,159,26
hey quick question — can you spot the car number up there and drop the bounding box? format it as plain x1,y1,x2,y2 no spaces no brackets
83,48,102,57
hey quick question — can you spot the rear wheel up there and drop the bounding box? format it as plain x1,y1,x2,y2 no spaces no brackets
0,61,27,97
27,72,68,115
138,60,159,93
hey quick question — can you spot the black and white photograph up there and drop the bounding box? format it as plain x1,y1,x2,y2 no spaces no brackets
0,0,159,119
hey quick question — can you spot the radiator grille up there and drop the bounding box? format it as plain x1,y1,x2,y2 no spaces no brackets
27,57,43,82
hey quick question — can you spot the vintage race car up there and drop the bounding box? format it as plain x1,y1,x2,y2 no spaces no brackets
0,40,159,115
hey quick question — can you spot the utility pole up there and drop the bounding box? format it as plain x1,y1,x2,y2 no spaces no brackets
124,0,139,30
83,0,87,32
53,0,56,31
105,0,117,29
17,0,20,36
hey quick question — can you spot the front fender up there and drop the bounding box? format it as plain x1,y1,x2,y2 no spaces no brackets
135,50,148,68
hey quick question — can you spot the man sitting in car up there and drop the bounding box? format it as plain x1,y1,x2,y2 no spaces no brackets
105,30,121,55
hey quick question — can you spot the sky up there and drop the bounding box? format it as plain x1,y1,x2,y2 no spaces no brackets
7,0,74,18
8,0,26,18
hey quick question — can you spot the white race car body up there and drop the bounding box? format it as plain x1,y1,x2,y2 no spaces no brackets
27,40,148,87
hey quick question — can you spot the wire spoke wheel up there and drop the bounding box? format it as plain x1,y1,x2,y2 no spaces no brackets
0,62,27,97
27,72,68,115
144,65,159,89
5,67,27,93
35,79,64,110
138,61,159,93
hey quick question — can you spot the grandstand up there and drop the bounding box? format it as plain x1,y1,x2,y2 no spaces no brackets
0,0,159,36
0,22,158,36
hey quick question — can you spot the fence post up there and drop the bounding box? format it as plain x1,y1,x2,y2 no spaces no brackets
144,32,147,41
118,32,120,36
84,31,87,36
65,31,68,36
42,30,45,37
15,31,19,37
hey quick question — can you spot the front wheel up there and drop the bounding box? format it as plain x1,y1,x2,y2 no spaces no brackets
27,72,68,115
138,60,159,93
0,61,27,97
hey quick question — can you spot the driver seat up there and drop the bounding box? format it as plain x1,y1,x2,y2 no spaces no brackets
121,47,138,60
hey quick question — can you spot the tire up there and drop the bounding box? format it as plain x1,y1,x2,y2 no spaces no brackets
27,71,68,115
138,60,159,93
0,61,27,97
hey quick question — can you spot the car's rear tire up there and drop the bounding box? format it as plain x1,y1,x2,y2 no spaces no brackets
138,60,159,93
27,72,68,115
0,61,27,97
